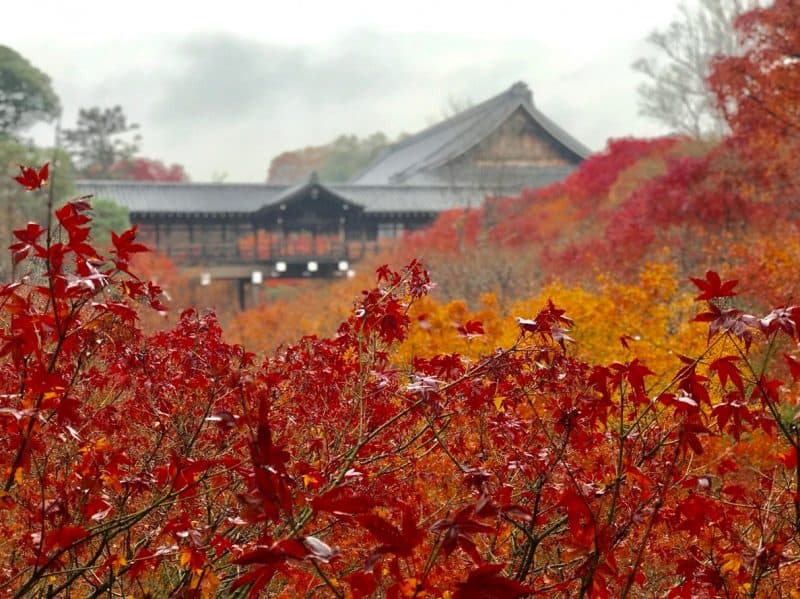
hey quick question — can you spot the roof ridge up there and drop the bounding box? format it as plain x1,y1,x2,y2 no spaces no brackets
349,83,525,183
76,179,288,189
391,84,520,150
392,101,520,183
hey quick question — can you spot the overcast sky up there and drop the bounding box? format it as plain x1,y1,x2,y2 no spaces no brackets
3,0,694,181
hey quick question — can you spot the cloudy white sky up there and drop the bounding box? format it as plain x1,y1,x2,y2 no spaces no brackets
4,0,694,181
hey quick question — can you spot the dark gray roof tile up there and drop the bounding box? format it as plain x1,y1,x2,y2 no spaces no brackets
76,180,490,216
77,181,286,214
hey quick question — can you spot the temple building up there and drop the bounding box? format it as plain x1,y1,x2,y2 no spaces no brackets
77,81,590,304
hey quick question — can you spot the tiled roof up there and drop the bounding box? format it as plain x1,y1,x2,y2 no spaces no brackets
350,81,590,185
76,180,492,216
329,185,487,213
77,181,286,214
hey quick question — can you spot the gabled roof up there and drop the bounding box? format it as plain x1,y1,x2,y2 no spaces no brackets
258,173,364,213
350,81,591,186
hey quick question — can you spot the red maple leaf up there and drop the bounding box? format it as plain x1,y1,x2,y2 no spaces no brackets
709,356,744,392
432,506,496,564
457,320,485,338
689,270,738,301
111,226,149,262
13,163,49,190
9,222,47,265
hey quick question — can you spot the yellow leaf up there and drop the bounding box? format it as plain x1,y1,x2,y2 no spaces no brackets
190,568,220,599
399,578,421,598
109,554,127,574
494,396,505,412
178,547,192,568
302,472,323,488
721,553,743,575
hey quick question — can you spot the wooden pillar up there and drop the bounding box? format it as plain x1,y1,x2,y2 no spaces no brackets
250,221,259,261
238,279,247,311
163,223,173,256
277,217,285,256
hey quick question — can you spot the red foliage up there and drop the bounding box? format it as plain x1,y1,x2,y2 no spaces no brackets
540,136,683,205
109,157,189,181
710,0,800,144
6,167,800,596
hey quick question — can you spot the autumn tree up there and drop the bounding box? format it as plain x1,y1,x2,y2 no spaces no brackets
267,145,329,184
709,0,800,188
267,132,392,184
0,45,60,140
633,0,756,137
109,157,189,181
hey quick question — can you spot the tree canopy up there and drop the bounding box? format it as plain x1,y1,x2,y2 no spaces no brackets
0,45,60,139
88,197,131,247
62,105,141,178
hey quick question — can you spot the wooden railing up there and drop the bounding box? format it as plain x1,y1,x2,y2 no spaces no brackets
161,241,368,266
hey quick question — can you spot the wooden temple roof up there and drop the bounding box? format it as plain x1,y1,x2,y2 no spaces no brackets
349,81,590,185
75,180,503,217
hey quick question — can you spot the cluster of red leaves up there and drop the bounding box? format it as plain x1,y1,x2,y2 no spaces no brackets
108,158,189,182
5,166,800,597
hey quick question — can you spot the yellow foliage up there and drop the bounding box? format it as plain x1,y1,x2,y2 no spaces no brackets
189,568,220,599
720,552,743,575
399,263,705,379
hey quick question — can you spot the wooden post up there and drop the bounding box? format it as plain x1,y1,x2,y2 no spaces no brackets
251,221,259,261
238,279,246,311
277,217,285,257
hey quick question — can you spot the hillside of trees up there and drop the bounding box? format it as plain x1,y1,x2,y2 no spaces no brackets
266,132,396,184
